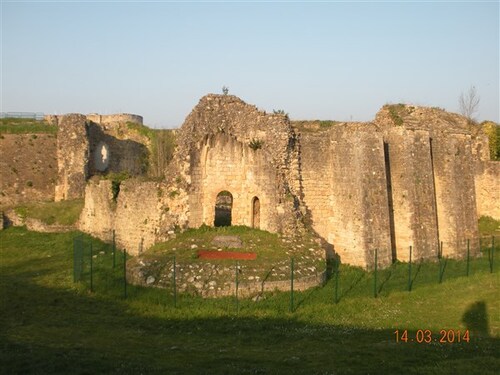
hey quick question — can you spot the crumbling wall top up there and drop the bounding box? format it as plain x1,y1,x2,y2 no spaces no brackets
375,104,471,134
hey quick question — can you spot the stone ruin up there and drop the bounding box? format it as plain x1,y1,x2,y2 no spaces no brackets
2,95,499,269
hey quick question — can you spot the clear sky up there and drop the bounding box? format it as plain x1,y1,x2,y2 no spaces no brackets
1,1,499,128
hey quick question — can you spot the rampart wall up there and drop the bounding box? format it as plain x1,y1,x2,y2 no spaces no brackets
383,128,438,261
475,161,500,220
54,114,89,201
0,134,57,207
300,124,392,268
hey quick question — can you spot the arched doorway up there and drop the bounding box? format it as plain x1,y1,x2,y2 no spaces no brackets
252,196,260,229
214,191,233,227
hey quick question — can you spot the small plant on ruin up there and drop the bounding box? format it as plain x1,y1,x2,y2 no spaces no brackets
168,190,179,198
273,109,288,116
222,86,229,95
387,104,404,126
249,138,263,150
111,180,121,202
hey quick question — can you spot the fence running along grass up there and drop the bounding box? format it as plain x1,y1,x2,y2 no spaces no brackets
73,232,497,313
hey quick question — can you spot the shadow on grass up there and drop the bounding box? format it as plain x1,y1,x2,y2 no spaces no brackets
463,301,490,338
1,274,499,375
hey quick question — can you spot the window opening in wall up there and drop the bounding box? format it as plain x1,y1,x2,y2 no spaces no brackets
94,141,110,172
214,191,233,227
252,196,260,229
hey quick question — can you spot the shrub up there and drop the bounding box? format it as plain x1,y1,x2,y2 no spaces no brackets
249,139,263,150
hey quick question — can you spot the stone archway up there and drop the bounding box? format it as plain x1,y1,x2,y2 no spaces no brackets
252,196,260,229
214,191,233,227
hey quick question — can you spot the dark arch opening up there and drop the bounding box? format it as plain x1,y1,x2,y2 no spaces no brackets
214,191,233,227
252,196,260,229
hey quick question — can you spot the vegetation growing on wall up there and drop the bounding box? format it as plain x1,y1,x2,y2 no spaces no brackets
249,138,263,150
0,118,57,134
481,121,500,161
126,122,176,178
387,104,406,126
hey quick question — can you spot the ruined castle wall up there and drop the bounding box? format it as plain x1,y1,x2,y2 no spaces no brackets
175,95,303,235
431,133,479,256
300,125,392,268
189,134,279,231
78,179,114,240
79,179,165,254
113,180,162,253
0,134,57,207
54,114,89,201
86,113,143,125
384,128,439,261
87,123,148,177
474,161,500,220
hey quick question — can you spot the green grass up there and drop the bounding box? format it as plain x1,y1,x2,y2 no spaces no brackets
0,118,58,134
479,216,500,236
0,227,498,374
14,199,84,226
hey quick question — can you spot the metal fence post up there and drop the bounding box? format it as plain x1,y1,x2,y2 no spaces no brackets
112,230,116,269
466,239,470,277
235,261,239,314
290,258,294,312
334,262,339,304
490,236,495,273
90,241,94,293
173,255,177,308
123,249,127,298
73,237,77,282
408,245,412,292
373,249,378,298
439,241,445,284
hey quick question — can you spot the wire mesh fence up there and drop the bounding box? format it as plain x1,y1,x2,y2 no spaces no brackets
72,233,497,313
0,112,45,120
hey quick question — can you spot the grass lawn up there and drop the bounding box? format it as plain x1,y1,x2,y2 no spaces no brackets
13,199,84,226
0,118,57,135
0,227,498,374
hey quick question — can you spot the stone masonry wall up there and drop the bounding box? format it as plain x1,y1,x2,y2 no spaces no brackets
430,133,479,256
474,161,500,220
172,94,304,236
375,105,480,257
0,134,57,208
300,124,392,268
79,178,185,255
54,114,89,201
87,123,149,177
383,128,439,261
189,133,279,231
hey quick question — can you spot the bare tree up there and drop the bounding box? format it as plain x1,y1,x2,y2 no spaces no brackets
459,85,480,123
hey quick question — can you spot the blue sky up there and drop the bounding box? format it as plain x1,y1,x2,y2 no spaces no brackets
1,1,499,128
